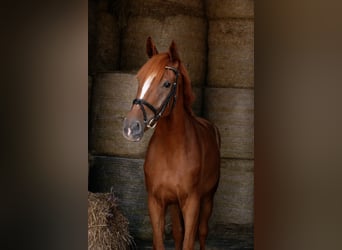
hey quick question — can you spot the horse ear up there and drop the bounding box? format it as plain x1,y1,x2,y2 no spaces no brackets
168,40,180,63
146,36,159,58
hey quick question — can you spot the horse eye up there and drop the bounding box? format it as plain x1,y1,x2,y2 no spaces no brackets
163,81,171,88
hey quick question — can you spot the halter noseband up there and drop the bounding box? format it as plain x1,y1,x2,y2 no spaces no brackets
132,66,179,128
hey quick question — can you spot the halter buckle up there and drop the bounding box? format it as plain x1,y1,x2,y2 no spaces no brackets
147,117,159,129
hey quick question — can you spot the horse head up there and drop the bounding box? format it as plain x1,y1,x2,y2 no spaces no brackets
123,37,182,141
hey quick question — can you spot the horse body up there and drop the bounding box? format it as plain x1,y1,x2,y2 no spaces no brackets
123,37,220,250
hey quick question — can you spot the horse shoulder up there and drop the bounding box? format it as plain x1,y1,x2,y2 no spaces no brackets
192,116,220,146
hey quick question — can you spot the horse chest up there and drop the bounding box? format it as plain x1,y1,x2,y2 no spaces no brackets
144,157,200,202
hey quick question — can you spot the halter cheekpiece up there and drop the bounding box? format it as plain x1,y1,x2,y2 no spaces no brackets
132,66,179,128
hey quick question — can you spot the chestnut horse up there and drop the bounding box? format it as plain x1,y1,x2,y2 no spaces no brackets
123,37,220,250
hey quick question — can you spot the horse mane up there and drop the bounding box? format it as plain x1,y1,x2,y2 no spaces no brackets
178,61,195,115
137,53,195,115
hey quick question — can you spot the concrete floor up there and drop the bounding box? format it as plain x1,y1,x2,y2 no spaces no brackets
132,224,254,250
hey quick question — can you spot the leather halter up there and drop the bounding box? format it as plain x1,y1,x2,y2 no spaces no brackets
132,66,179,128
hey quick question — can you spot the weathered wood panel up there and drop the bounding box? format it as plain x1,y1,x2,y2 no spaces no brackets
204,88,254,159
89,72,153,157
206,0,254,19
207,19,254,88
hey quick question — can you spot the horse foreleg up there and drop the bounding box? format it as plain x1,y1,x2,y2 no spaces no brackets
170,203,184,250
148,195,166,250
198,197,214,250
180,196,200,250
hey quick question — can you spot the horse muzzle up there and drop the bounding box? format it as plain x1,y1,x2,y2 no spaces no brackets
122,117,145,142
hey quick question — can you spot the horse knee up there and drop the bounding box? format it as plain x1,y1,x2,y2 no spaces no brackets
198,223,208,238
172,223,183,235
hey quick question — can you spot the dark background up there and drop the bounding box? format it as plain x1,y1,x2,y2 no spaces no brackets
1,0,342,249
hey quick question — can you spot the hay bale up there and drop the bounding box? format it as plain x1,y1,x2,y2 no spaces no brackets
207,19,254,88
127,0,204,17
203,87,254,159
89,0,120,74
210,159,254,226
88,191,134,250
192,86,203,116
120,15,207,87
89,72,153,157
94,12,120,73
88,156,152,240
88,156,182,242
205,0,254,19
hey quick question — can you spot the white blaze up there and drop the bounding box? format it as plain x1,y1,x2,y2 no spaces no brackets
139,74,156,99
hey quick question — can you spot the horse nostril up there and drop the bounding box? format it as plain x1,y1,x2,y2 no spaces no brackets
132,121,141,134
123,118,144,141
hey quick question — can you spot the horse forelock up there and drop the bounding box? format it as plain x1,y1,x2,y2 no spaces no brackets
137,53,195,115
137,53,168,85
